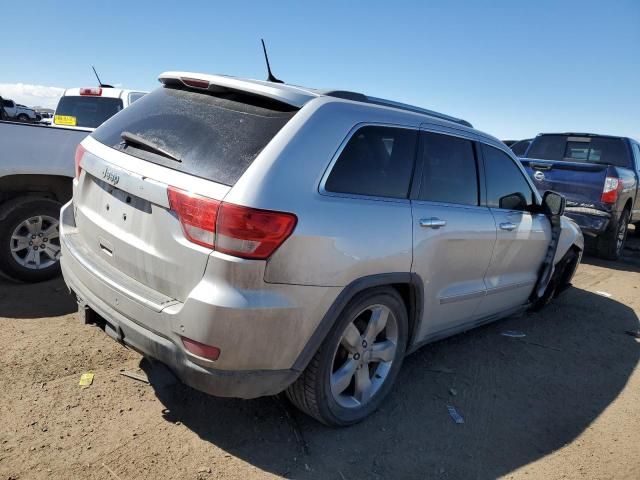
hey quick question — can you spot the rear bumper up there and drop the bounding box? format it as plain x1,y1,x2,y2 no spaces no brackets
62,244,300,398
59,201,339,398
564,207,611,237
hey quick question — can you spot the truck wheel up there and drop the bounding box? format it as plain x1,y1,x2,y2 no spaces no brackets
17,113,29,122
597,209,630,261
0,198,62,282
286,287,408,426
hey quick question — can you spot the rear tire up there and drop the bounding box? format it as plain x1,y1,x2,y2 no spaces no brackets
0,197,62,282
286,287,408,426
597,209,630,260
17,113,29,122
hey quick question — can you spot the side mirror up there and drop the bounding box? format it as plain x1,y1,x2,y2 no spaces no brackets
542,191,565,216
499,192,528,211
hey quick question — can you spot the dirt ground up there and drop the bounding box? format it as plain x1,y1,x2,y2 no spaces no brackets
1,235,640,480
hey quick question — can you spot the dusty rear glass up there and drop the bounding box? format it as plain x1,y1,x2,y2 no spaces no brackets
92,86,297,186
56,96,123,128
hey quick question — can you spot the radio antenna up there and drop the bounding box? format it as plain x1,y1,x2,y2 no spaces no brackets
91,66,113,88
261,39,284,84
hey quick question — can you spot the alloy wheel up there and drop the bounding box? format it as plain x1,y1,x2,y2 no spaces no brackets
330,304,399,409
10,215,60,270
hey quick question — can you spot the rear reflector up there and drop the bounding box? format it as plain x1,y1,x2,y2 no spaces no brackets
181,77,210,89
74,144,86,179
182,337,221,361
79,87,102,96
601,177,623,204
167,186,297,259
167,187,220,248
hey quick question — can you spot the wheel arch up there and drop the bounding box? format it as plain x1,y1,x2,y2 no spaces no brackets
292,272,424,372
0,174,72,205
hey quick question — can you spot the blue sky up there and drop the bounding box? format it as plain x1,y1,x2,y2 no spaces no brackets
2,0,638,140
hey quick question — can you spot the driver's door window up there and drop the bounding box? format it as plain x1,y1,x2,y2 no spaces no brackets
483,145,535,210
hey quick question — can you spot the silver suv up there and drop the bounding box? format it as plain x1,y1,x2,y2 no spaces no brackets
60,72,583,426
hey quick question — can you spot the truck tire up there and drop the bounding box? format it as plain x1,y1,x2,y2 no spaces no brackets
597,209,630,261
0,197,62,282
286,287,408,426
17,113,29,122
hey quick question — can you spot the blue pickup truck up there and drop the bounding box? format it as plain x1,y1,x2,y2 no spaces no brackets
521,133,640,260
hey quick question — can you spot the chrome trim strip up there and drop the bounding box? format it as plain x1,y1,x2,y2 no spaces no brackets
485,280,535,296
439,289,486,305
565,207,611,217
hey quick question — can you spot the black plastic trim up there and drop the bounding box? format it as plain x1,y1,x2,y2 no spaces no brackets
292,272,424,372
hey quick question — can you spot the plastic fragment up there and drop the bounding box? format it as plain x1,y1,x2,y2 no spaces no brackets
501,330,526,338
447,405,464,424
78,373,94,387
595,291,612,298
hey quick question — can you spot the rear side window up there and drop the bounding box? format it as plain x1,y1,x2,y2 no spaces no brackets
92,87,297,186
418,132,478,206
483,144,535,210
325,126,417,199
527,135,631,167
55,96,123,128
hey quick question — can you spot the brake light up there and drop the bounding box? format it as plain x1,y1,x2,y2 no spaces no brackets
601,177,623,204
216,203,297,260
167,187,220,248
79,87,102,96
181,77,210,89
74,144,86,179
167,186,297,259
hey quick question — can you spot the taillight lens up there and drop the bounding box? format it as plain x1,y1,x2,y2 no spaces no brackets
74,144,86,179
601,177,623,204
167,187,221,248
216,203,297,259
167,186,297,259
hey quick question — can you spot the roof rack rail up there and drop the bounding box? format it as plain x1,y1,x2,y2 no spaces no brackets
321,90,473,128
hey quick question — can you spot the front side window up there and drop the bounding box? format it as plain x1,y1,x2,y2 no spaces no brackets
418,132,478,206
632,143,640,171
325,126,417,199
483,144,535,210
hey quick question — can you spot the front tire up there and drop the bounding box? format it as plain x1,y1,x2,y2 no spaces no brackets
0,198,62,282
286,287,408,426
597,209,630,260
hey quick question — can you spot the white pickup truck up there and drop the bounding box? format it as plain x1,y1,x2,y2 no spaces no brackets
2,99,37,122
0,86,146,282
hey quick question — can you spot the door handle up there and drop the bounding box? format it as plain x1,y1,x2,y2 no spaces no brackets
420,217,447,229
499,222,517,231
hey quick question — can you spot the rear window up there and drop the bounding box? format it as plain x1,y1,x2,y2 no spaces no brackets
55,96,123,128
527,135,631,167
92,86,297,186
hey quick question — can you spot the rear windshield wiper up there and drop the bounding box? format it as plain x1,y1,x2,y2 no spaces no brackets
120,131,181,163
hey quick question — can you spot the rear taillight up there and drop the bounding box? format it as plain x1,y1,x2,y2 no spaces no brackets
216,203,297,260
601,177,623,204
80,87,102,96
74,144,86,179
167,187,220,248
167,186,297,259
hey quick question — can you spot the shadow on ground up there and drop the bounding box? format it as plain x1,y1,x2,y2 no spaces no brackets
142,287,640,479
0,276,76,318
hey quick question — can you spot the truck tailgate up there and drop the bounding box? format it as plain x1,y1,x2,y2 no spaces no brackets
521,158,608,206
